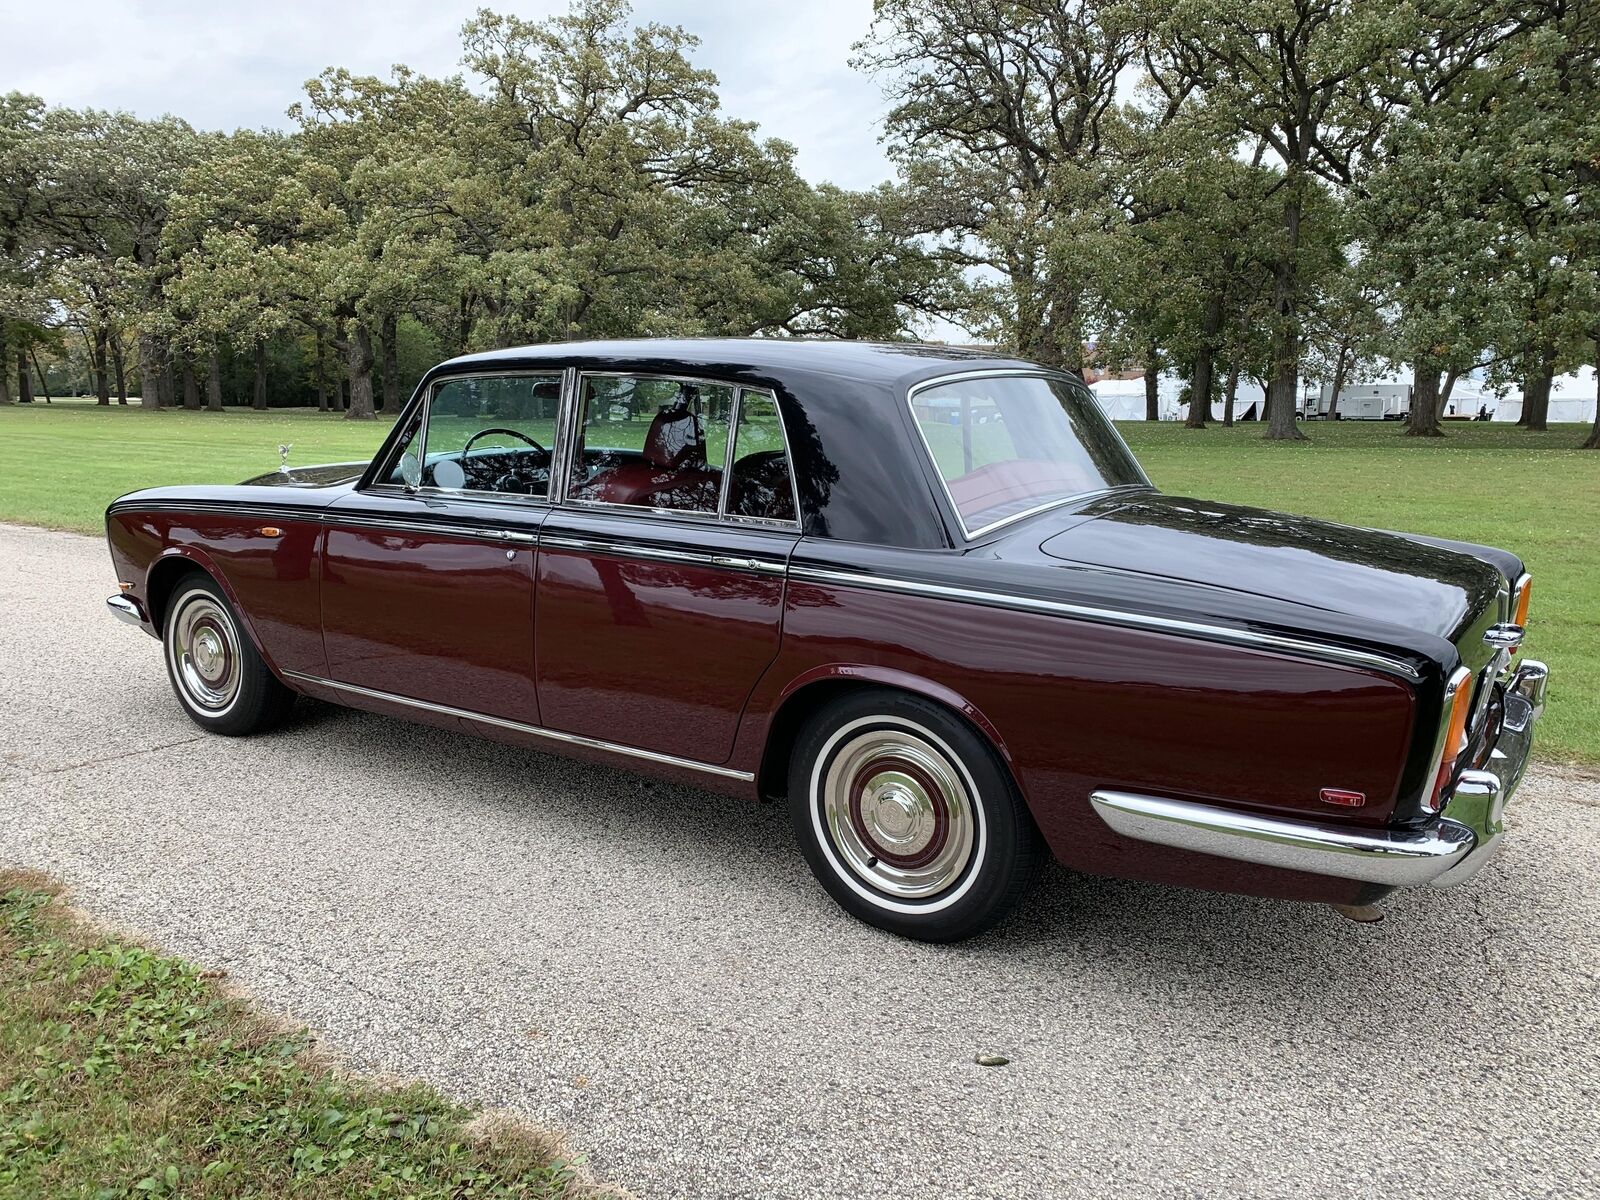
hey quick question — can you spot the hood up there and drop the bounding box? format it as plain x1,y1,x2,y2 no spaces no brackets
238,461,367,488
1039,493,1504,643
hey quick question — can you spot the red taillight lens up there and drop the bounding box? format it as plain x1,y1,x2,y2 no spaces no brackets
1426,667,1474,812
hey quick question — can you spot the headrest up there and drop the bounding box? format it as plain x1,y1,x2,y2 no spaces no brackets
642,388,706,470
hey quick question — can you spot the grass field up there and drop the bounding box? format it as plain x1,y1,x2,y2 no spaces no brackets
1,398,1595,764
0,872,610,1199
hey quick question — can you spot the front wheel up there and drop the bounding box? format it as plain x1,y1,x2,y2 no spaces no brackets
162,572,295,735
789,690,1043,942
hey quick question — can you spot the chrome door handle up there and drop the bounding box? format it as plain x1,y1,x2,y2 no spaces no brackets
711,555,762,571
497,530,537,545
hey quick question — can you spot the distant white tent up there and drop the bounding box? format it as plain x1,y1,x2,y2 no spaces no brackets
1490,366,1598,424
1089,376,1185,421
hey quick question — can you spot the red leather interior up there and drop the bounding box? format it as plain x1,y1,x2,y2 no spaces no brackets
579,403,722,511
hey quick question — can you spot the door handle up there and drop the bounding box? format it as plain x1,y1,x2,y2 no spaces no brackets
496,530,537,545
711,555,763,571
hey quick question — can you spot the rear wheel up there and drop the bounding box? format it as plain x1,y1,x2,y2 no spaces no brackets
162,573,295,736
789,689,1042,942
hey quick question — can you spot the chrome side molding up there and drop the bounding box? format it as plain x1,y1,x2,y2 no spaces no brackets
1089,790,1475,887
281,670,755,783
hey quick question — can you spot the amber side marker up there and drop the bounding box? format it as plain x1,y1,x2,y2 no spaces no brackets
258,526,283,537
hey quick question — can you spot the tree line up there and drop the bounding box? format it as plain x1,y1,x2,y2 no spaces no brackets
1,0,1596,447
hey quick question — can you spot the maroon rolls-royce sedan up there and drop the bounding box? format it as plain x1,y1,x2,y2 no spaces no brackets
104,339,1547,941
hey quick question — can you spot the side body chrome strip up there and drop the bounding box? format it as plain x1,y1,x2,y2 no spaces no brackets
282,671,755,782
541,533,787,575
788,565,1422,683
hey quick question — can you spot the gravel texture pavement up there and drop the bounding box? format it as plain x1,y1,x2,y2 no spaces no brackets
2,522,1597,1199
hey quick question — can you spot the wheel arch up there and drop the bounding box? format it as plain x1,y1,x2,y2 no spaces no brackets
755,666,1019,803
144,549,283,677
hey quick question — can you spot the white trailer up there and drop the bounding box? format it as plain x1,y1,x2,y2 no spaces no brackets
1311,382,1410,420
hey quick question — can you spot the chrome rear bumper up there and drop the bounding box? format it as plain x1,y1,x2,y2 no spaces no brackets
1090,659,1547,889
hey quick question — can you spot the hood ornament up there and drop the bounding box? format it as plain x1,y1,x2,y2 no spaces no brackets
277,443,293,474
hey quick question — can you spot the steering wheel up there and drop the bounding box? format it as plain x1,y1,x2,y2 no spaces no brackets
463,427,545,456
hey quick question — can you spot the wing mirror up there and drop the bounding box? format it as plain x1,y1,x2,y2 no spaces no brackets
399,452,422,492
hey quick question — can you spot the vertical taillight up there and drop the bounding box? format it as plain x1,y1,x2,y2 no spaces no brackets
1425,667,1474,813
1512,573,1533,633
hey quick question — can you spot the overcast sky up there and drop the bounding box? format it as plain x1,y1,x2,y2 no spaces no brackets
6,0,895,190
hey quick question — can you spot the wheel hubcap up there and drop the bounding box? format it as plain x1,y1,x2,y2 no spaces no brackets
171,595,240,712
822,729,976,900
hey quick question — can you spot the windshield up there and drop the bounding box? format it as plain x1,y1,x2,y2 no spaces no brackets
909,374,1148,536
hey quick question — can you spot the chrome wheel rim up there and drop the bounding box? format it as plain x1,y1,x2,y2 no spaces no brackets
169,593,240,713
821,726,977,900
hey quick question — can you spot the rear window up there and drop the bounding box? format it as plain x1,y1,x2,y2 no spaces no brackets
909,374,1147,535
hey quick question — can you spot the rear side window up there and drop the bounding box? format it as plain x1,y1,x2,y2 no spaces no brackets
727,391,797,524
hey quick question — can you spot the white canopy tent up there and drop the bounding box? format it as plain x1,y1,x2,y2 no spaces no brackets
1490,367,1598,424
1089,376,1185,421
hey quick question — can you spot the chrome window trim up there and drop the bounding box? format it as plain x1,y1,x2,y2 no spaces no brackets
281,670,754,782
392,368,568,506
559,372,801,531
904,369,1152,542
787,563,1423,682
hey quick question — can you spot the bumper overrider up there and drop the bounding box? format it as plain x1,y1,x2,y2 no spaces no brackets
1091,659,1549,890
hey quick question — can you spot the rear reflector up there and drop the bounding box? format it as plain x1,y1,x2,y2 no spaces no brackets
1320,788,1366,808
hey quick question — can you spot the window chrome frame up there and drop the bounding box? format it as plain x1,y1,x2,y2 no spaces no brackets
366,368,571,508
904,368,1152,543
559,371,802,531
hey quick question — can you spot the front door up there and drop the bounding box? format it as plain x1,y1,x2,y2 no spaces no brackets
534,375,801,762
319,371,562,725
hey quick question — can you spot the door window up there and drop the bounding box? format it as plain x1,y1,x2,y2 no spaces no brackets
390,373,563,496
567,376,734,514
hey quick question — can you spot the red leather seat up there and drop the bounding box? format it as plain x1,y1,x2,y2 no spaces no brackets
582,403,722,511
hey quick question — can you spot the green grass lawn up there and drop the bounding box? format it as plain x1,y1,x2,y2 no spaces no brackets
0,872,610,1199
1,399,1595,764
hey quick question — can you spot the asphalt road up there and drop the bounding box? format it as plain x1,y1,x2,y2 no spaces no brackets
2,522,1598,1199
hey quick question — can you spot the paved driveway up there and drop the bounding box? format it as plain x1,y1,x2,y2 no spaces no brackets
2,522,1597,1199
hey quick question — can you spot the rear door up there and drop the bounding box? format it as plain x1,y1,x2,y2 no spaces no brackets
534,375,801,763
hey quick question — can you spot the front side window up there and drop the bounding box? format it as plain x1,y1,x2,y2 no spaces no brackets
388,373,562,496
910,375,1147,535
567,375,734,514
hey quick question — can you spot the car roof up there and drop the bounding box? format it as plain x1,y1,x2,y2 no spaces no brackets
435,337,1047,390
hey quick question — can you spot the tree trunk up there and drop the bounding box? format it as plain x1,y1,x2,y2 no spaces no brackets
1327,344,1351,421
17,351,35,403
1144,349,1160,421
252,338,268,411
1523,341,1555,431
380,311,399,413
1582,402,1600,448
111,334,127,404
30,348,51,402
1407,359,1445,436
206,350,223,411
93,326,111,404
0,326,10,404
1440,368,1461,417
345,321,377,420
180,356,200,410
1189,291,1225,430
315,327,329,412
1264,187,1306,440
1223,362,1239,427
